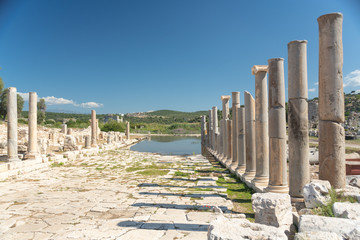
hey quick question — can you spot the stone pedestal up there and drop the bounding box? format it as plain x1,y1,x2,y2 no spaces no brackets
7,87,19,162
231,92,240,170
267,58,289,193
251,65,269,187
288,40,310,199
25,92,39,159
236,106,246,174
243,91,256,181
318,13,345,189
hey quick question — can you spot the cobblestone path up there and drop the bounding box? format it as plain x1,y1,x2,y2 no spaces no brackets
0,148,243,240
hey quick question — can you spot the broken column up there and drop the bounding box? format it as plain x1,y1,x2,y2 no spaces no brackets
85,135,91,149
91,110,97,146
252,65,269,187
26,92,39,159
267,58,289,193
288,40,310,199
318,13,345,189
231,92,240,170
243,91,256,180
7,87,19,161
61,123,67,134
236,106,246,175
126,121,131,140
221,96,231,162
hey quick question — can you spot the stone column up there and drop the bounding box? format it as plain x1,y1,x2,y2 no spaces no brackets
67,128,72,135
26,92,38,159
221,96,231,162
288,40,310,199
219,119,224,158
318,13,345,189
225,119,232,165
85,135,91,149
201,115,207,155
126,121,131,140
91,110,97,146
212,106,218,153
107,134,112,144
236,106,246,175
7,87,19,161
244,91,256,180
61,123,67,134
230,92,240,170
208,109,213,150
252,65,269,187
267,58,289,193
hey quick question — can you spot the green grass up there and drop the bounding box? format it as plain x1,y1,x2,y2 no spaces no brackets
174,171,191,177
50,162,64,167
189,188,213,192
216,174,255,221
312,188,358,217
138,169,169,176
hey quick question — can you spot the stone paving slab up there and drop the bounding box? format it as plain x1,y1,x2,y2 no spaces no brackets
0,148,238,239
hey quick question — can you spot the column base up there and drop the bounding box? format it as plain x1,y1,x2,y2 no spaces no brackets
291,197,305,203
229,162,238,173
266,185,289,194
251,176,269,188
7,156,21,162
243,171,256,181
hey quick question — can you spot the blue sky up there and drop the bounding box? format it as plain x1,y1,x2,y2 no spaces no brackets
0,0,359,114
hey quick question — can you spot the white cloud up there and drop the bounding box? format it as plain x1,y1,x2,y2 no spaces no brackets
42,96,75,105
344,69,360,87
314,82,319,86
77,102,104,108
17,92,29,101
308,88,316,92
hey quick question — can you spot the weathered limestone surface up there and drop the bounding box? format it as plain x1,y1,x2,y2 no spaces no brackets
207,215,287,240
267,58,288,193
212,106,218,153
85,135,91,149
303,180,331,208
231,92,240,169
318,13,345,189
221,96,231,161
298,215,360,239
61,123,67,134
252,65,269,187
295,232,342,240
7,87,19,162
243,91,255,180
226,119,232,165
126,121,131,140
333,202,360,220
208,109,213,149
251,193,293,228
288,40,310,199
236,107,246,174
318,121,345,188
26,92,38,159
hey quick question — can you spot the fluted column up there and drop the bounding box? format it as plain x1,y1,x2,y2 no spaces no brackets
318,13,345,189
221,96,231,162
288,40,310,199
267,58,289,193
226,119,232,164
252,65,269,187
230,92,240,170
7,87,19,161
26,92,39,159
244,91,256,180
212,106,218,153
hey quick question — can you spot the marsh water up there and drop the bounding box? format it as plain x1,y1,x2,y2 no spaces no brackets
130,136,201,155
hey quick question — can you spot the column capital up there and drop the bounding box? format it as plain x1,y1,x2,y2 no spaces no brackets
252,65,268,75
221,95,231,101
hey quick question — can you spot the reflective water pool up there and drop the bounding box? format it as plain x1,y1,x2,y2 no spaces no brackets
130,136,201,155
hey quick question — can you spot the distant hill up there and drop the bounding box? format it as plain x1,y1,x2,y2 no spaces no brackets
146,110,208,118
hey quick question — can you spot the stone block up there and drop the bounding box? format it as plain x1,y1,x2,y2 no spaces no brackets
207,215,287,240
251,193,292,228
303,180,331,209
333,202,360,220
295,231,342,240
298,214,360,239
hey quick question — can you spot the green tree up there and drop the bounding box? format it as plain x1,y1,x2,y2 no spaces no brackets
0,76,4,93
0,88,24,119
37,98,46,123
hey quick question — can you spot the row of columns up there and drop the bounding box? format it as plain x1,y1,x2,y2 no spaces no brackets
201,13,346,199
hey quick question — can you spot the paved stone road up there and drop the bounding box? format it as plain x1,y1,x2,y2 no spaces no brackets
0,148,238,239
